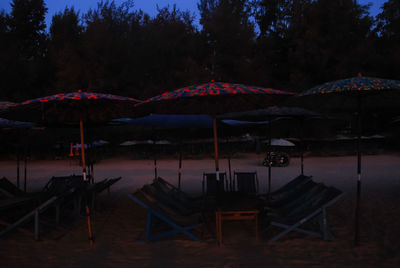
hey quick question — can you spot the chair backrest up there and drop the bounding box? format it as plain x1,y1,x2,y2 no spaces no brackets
269,175,312,199
233,171,258,195
0,177,25,197
133,188,200,224
42,175,85,196
268,179,319,208
277,182,328,217
152,177,191,203
202,172,227,196
284,186,343,221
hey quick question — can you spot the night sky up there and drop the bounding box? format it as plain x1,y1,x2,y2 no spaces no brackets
0,0,388,31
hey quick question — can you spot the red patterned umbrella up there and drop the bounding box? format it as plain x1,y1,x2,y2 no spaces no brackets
296,74,400,246
140,81,293,115
2,91,141,177
1,91,142,246
2,91,141,124
136,81,294,184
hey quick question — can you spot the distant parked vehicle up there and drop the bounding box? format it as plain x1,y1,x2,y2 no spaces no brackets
262,151,290,167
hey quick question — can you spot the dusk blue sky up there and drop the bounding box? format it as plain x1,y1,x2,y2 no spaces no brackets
0,0,388,30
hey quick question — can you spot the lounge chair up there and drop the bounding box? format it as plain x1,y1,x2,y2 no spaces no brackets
266,179,319,209
267,186,343,241
152,177,199,203
233,171,259,195
268,175,312,201
41,175,85,198
151,178,203,213
0,177,26,197
128,188,202,241
202,172,227,196
267,182,327,216
142,184,196,215
88,177,121,195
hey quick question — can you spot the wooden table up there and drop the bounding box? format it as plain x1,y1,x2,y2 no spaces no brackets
216,209,259,246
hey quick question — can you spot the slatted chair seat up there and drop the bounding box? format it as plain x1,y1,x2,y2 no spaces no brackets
128,188,202,242
151,178,203,213
41,175,85,197
0,177,26,197
89,177,121,194
266,179,318,209
268,186,343,241
153,177,201,203
233,171,259,195
202,172,227,196
267,183,328,217
268,175,312,201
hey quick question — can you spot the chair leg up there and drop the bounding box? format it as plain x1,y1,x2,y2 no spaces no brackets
55,204,60,225
322,208,327,240
145,210,152,241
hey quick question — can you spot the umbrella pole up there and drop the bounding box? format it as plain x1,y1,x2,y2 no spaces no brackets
355,95,362,246
212,116,222,205
154,141,158,180
267,118,272,197
16,147,20,189
178,141,182,189
213,117,220,177
79,120,87,181
24,147,27,192
300,119,304,176
227,137,232,192
80,120,94,247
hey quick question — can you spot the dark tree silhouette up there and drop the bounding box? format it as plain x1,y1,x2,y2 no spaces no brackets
136,5,204,98
251,0,373,91
0,0,48,101
48,7,84,92
0,0,398,101
375,0,400,78
198,0,256,83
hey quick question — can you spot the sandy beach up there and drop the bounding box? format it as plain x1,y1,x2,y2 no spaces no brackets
0,153,399,267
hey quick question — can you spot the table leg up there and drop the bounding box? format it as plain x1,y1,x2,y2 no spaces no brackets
255,214,259,241
216,210,222,246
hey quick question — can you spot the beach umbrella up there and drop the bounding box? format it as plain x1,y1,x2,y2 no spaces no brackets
219,106,321,195
1,91,141,180
1,91,142,246
115,114,213,187
135,81,294,193
117,114,271,188
296,74,400,245
0,102,39,192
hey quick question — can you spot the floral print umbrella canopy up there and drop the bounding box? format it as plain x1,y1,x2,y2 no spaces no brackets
296,75,400,246
297,75,400,114
1,91,142,125
0,91,142,247
138,81,294,115
135,81,294,198
302,76,400,94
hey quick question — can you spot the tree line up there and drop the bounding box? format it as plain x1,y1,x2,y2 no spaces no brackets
0,0,399,102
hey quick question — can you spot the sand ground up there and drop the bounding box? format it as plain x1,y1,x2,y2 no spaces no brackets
0,153,399,267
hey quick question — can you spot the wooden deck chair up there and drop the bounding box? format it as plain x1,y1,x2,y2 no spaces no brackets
202,172,227,196
233,171,259,195
143,184,196,215
42,175,85,197
268,186,343,241
151,178,203,213
0,177,26,197
269,175,312,200
267,182,327,216
128,189,202,242
153,177,200,203
90,177,121,195
266,179,319,209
